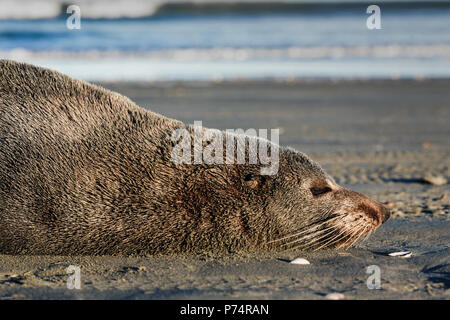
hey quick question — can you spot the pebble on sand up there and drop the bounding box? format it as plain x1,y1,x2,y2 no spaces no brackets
290,258,310,265
422,141,431,149
385,201,396,207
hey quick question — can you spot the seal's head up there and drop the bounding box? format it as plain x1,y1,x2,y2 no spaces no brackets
184,138,391,253
262,147,390,251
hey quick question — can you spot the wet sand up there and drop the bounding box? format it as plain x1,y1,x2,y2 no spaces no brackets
0,79,449,299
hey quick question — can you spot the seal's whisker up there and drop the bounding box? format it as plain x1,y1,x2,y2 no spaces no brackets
350,222,373,247
347,219,373,248
279,224,339,248
289,229,339,251
269,218,334,244
312,229,348,251
344,224,367,248
292,217,362,251
295,217,371,251
269,215,340,244
284,226,338,251
312,219,367,251
280,229,335,252
290,225,341,251
361,228,375,243
281,219,342,247
350,225,370,248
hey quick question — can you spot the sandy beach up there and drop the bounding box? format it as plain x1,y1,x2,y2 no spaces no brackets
0,79,448,300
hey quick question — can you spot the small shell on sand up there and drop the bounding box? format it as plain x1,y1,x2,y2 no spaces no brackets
325,293,345,300
290,257,310,265
388,251,412,258
422,175,447,186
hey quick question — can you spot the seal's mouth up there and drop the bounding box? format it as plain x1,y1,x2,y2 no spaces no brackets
269,202,390,252
268,215,360,251
328,216,379,250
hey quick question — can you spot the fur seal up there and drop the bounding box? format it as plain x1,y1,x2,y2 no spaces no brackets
0,60,390,255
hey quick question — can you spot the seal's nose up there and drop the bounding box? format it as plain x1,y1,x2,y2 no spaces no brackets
381,206,391,223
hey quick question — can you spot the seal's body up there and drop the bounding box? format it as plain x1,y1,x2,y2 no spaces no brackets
0,60,389,255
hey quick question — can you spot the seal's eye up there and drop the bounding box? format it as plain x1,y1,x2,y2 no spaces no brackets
244,174,255,181
243,174,267,189
310,187,332,196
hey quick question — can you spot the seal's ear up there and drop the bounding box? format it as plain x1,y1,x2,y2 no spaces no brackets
243,173,268,190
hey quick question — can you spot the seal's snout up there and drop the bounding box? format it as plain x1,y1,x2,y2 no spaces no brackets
370,201,391,225
343,188,390,226
381,205,391,223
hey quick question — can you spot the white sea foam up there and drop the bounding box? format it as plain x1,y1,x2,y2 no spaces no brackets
2,45,450,81
2,45,450,61
2,54,449,81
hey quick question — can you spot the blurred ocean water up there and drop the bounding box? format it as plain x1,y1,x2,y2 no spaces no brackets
1,1,450,80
